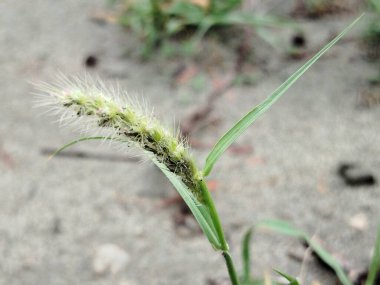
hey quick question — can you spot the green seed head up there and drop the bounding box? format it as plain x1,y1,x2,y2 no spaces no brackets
36,76,203,203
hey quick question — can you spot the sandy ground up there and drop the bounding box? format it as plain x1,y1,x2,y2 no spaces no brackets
0,1,379,284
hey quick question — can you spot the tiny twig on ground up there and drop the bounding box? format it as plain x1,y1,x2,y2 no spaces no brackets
180,77,235,137
235,27,254,74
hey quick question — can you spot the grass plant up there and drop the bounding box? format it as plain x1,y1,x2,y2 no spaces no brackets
365,222,380,285
365,0,380,48
365,0,380,84
293,0,349,19
111,0,293,57
37,15,363,285
257,219,380,285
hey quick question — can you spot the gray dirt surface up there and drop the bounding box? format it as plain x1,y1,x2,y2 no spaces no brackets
0,0,379,284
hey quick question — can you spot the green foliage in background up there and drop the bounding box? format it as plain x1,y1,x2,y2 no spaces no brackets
112,0,292,56
364,0,380,83
365,0,380,46
301,0,338,17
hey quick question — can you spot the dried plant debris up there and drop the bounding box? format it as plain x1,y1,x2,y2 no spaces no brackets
358,87,380,108
180,76,234,137
337,163,377,187
364,42,380,60
292,0,353,19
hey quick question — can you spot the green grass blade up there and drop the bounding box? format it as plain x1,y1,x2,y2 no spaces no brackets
203,14,364,176
209,0,242,14
153,159,222,250
369,0,380,12
274,270,300,285
365,222,380,285
258,219,353,285
257,219,304,238
196,12,294,40
206,12,293,28
47,136,117,159
242,227,253,283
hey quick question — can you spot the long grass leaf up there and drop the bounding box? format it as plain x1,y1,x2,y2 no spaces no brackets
47,136,117,159
242,227,253,283
153,159,222,249
203,14,364,176
258,219,353,285
365,222,380,285
274,270,300,285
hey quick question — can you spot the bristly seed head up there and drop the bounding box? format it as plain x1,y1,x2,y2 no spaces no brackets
35,76,203,203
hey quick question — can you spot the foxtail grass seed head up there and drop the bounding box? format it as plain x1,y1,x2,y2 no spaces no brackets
36,76,203,202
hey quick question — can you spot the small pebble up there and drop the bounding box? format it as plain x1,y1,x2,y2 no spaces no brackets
349,213,368,231
92,244,129,275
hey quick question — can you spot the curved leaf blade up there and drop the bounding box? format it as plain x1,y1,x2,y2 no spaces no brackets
274,269,300,285
242,227,253,283
258,219,353,285
203,14,364,176
153,159,222,250
365,222,380,285
46,136,117,159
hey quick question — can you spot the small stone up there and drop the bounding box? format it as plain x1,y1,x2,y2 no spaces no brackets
349,213,368,231
92,244,129,275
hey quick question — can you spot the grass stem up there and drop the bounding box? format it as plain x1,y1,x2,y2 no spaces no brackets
198,180,240,285
198,179,228,250
223,251,241,285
